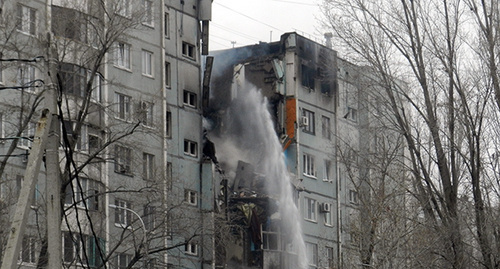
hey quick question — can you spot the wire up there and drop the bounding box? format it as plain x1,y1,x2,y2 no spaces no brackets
214,3,287,32
0,79,44,90
0,56,44,62
268,0,319,6
212,23,261,41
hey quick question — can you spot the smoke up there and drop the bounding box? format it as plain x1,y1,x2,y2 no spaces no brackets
209,82,307,269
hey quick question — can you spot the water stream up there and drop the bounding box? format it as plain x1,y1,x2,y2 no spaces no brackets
211,85,307,268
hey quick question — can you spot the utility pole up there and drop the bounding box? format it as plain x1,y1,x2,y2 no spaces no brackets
0,110,52,269
44,0,62,266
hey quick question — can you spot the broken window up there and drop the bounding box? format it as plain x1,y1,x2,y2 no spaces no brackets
301,64,315,90
262,220,280,250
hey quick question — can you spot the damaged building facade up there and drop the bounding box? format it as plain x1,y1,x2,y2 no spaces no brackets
206,32,402,268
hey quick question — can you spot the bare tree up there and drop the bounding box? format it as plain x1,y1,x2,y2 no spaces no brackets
0,1,208,268
321,0,500,268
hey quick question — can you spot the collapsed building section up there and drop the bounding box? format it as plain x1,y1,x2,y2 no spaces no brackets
205,33,341,269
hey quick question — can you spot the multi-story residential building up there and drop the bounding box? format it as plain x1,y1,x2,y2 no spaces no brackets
208,32,406,269
0,0,212,268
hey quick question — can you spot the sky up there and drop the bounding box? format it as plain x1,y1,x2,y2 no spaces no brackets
209,0,325,51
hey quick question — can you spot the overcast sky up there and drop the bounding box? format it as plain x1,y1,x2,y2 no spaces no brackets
209,0,325,51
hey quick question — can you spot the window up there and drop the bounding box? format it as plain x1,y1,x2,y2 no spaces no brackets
142,0,153,26
326,247,334,269
64,178,102,211
347,107,358,122
323,203,333,226
90,72,103,102
184,140,198,157
184,241,198,256
59,63,103,100
20,236,36,264
143,205,155,231
142,153,155,180
262,220,280,250
166,162,173,190
116,0,131,17
117,253,132,269
301,64,315,90
182,42,195,59
166,111,172,138
63,232,80,263
183,90,197,108
114,92,131,120
114,199,132,226
88,134,101,154
164,12,170,38
19,122,35,149
138,101,154,126
321,116,330,139
323,160,331,182
114,145,132,174
304,197,317,222
17,4,36,35
185,190,198,206
51,6,87,42
63,232,102,265
17,64,36,89
144,258,158,269
302,109,315,134
303,153,316,177
306,242,318,268
114,42,131,69
349,190,358,204
165,61,171,88
142,50,153,76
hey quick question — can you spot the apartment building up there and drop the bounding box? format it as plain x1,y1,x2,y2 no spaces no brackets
208,33,405,269
0,0,212,268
